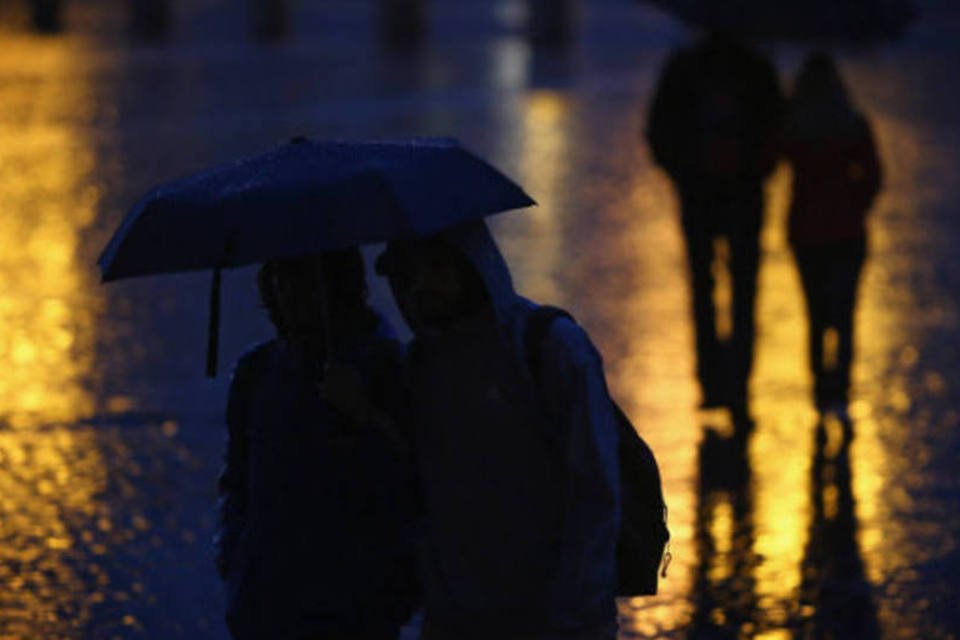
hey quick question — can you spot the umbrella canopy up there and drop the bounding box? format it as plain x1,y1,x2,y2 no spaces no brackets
98,137,535,282
98,136,535,376
641,0,918,42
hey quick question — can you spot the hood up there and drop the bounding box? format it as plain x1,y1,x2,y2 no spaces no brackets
435,220,519,326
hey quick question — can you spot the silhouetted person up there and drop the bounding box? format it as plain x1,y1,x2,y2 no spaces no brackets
215,249,417,640
376,220,620,639
129,0,170,40
798,416,880,638
647,32,784,417
784,53,882,416
30,0,62,33
689,427,758,639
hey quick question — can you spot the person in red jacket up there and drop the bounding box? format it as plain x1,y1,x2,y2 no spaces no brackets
784,53,882,416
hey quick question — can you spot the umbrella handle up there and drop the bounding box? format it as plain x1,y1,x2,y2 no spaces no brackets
206,266,222,378
206,232,238,377
316,259,335,361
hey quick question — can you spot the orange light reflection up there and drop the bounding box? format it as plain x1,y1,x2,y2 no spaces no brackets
496,89,569,305
0,34,106,636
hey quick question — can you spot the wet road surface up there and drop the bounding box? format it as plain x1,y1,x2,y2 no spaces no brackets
1,0,959,637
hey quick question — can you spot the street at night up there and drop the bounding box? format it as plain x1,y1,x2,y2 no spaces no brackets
1,0,958,637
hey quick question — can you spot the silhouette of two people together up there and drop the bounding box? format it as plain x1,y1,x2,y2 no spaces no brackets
649,34,883,639
647,34,882,426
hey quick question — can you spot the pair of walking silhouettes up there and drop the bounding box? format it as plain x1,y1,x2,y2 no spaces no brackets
647,34,882,421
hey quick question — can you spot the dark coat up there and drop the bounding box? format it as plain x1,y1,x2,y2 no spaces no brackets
646,34,784,198
215,323,417,640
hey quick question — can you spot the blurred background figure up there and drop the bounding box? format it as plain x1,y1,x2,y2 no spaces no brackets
128,0,171,41
646,32,783,420
784,53,882,418
29,0,62,32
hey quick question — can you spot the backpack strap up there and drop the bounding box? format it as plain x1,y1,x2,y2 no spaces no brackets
523,305,574,387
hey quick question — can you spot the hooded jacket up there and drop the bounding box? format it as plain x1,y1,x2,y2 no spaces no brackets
405,221,621,639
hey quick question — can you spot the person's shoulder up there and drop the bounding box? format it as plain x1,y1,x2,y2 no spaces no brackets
663,46,697,76
232,339,278,380
534,306,603,369
850,110,874,136
226,340,278,415
545,313,594,350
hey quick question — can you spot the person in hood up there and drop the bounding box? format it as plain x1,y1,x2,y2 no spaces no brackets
784,53,882,416
376,220,621,640
646,32,784,419
214,248,417,640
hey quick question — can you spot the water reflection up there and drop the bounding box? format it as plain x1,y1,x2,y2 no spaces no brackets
0,34,107,635
749,165,820,632
686,415,882,640
690,427,758,639
796,415,880,639
496,88,570,305
0,42,100,430
0,428,108,637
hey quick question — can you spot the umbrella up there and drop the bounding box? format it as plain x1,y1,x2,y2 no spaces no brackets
640,0,918,42
98,136,535,375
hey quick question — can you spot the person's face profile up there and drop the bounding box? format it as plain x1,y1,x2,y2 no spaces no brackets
383,248,465,332
273,257,326,338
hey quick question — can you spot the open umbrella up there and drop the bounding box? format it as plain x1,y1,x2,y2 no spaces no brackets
640,0,918,42
98,136,535,375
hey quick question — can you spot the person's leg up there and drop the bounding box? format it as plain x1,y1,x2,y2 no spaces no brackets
726,190,763,417
795,246,828,408
827,237,867,409
681,199,723,407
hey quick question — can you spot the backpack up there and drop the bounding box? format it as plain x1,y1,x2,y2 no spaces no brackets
523,306,671,597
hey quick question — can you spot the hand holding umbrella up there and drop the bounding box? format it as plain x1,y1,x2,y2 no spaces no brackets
320,361,409,453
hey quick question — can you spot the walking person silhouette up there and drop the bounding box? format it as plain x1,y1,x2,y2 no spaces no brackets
784,53,882,417
646,32,784,422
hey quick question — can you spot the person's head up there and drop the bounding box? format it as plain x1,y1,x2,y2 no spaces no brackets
702,29,743,49
793,52,850,106
258,248,372,343
375,236,491,335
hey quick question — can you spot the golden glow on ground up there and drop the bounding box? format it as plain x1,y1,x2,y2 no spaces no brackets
497,89,570,305
0,38,100,430
0,34,107,636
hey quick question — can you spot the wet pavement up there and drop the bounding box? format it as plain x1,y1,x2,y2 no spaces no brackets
1,0,959,637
